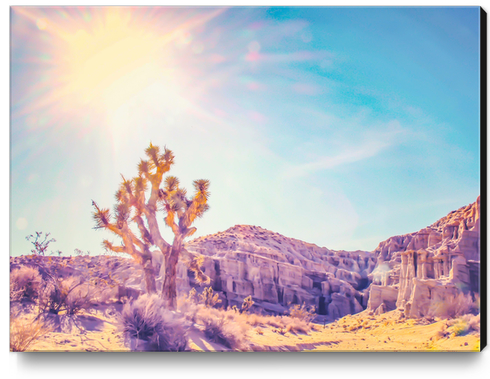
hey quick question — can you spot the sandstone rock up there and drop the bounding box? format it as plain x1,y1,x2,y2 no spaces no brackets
185,225,375,320
368,196,480,318
367,284,398,311
407,278,459,318
374,302,387,315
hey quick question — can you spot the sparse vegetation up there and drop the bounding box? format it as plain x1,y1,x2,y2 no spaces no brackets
448,314,480,337
9,253,481,352
288,303,316,324
198,307,250,350
199,287,222,308
119,294,188,351
10,266,42,302
37,276,95,316
428,292,479,318
26,232,56,257
10,314,52,352
240,296,254,313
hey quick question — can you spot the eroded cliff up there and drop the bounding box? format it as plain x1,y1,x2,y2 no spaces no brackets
184,225,376,319
367,196,481,317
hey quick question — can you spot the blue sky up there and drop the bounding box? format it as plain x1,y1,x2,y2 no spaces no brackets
10,7,481,257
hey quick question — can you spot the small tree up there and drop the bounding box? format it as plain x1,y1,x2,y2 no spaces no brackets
25,232,59,278
241,296,254,314
26,232,56,256
92,143,211,309
199,287,222,308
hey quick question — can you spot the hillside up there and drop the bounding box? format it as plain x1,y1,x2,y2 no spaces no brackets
184,224,375,318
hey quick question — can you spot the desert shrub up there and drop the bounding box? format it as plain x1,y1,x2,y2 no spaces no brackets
448,314,480,337
239,312,312,335
38,276,94,315
178,298,199,321
428,292,479,318
120,294,187,352
10,266,42,302
10,314,52,352
26,231,56,257
241,296,254,313
242,312,265,327
280,315,311,334
287,303,316,324
10,280,24,303
186,288,198,303
263,315,284,329
229,296,255,314
198,307,249,350
199,287,222,308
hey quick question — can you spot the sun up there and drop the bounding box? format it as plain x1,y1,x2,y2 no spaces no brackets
57,9,171,111
12,7,226,121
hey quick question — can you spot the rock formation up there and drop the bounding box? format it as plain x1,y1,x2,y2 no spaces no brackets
183,225,376,319
366,196,481,317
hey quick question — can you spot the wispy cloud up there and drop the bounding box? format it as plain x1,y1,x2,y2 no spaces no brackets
245,50,333,63
283,120,406,178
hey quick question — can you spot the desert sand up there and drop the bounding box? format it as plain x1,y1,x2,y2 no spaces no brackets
21,306,479,352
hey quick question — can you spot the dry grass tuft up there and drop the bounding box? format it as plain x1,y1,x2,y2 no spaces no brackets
10,315,52,352
428,292,479,319
120,294,187,351
10,266,42,302
448,314,480,337
38,276,95,316
196,306,250,350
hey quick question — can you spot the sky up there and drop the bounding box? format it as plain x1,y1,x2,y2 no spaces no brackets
10,6,481,257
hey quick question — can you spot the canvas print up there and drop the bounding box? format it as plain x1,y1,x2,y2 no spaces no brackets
10,6,483,352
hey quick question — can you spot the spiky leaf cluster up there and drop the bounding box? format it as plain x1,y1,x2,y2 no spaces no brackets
91,143,211,292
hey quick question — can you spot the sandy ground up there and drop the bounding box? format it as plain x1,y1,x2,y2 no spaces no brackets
21,308,479,352
248,311,480,352
24,305,128,352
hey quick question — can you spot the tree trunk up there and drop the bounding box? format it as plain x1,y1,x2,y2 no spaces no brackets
162,235,183,309
142,255,157,294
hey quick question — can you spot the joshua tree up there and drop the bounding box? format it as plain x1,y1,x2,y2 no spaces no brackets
92,143,211,309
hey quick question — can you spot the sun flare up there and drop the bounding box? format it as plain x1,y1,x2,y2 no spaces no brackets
59,10,168,109
13,7,224,117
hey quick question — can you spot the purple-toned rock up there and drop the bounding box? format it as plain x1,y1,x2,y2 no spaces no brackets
367,196,480,317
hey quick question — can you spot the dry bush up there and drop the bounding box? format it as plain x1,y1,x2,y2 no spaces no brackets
242,312,266,327
240,296,254,313
177,290,203,323
262,315,284,329
428,292,479,318
198,307,250,350
10,266,42,302
448,314,480,336
229,295,255,314
10,315,52,352
120,294,187,352
38,276,95,316
179,289,313,345
239,312,312,334
199,287,222,308
10,281,24,303
234,310,312,335
280,315,311,334
287,303,316,324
